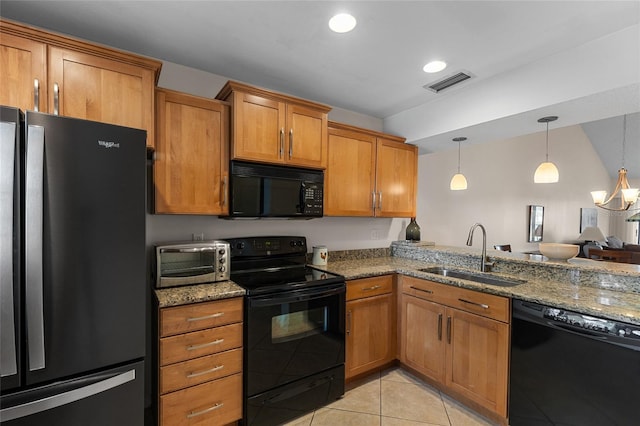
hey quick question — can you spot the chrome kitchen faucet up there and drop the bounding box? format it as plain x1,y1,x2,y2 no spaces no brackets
466,223,494,272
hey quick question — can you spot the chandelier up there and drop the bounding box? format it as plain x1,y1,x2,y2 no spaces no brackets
590,115,639,211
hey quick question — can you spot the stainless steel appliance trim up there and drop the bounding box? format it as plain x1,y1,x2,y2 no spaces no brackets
25,124,46,371
157,272,220,288
0,121,18,377
0,369,136,421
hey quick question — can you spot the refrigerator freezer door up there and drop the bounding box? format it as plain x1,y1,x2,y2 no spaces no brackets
0,106,22,392
0,120,18,387
0,360,144,425
23,112,147,386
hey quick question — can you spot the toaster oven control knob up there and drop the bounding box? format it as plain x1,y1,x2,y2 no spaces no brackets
219,257,226,264
219,248,226,256
219,266,226,273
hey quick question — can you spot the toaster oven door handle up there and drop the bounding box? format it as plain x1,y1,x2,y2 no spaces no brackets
160,247,216,253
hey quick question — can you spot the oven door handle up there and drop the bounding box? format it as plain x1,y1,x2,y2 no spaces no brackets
249,283,345,307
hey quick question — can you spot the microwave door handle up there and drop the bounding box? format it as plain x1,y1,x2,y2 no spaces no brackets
299,183,306,214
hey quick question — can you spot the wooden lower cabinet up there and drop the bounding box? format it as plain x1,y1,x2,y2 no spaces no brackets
345,275,395,379
399,276,509,420
158,298,243,426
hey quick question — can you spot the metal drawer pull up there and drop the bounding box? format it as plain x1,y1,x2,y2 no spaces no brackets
437,313,443,341
372,191,376,210
289,128,293,158
187,402,224,418
346,310,352,335
409,286,433,294
362,285,381,291
53,83,59,115
458,298,489,309
187,312,224,322
187,364,224,378
187,339,224,351
33,79,39,111
279,128,284,158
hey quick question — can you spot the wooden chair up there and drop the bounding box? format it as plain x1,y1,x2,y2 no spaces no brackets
494,244,512,252
588,248,633,263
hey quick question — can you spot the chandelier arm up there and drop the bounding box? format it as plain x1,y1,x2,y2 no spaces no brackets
596,170,631,207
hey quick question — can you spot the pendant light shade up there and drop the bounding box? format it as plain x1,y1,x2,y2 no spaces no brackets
450,137,467,190
534,116,559,183
534,161,560,183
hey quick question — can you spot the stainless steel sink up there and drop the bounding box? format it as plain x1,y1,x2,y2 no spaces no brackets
418,266,526,287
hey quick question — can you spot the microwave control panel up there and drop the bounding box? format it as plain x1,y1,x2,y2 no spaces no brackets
302,183,323,215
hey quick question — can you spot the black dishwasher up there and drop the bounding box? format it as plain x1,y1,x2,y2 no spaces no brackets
510,299,640,426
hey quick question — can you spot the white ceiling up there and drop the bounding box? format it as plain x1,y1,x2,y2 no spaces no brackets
2,0,639,177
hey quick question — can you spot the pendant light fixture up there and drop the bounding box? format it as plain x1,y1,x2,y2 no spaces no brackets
534,116,559,183
450,137,468,190
590,115,639,211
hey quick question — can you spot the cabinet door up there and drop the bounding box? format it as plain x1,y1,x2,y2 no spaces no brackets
0,33,47,112
231,91,285,163
48,46,155,146
400,294,446,383
286,104,327,168
445,308,509,417
325,126,376,216
375,138,417,217
154,89,229,214
346,293,394,379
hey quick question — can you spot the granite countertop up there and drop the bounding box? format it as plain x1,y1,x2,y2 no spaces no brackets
155,280,245,308
312,245,640,326
153,243,640,326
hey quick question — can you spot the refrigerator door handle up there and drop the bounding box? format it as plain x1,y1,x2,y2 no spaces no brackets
0,369,136,421
0,121,18,378
25,124,46,371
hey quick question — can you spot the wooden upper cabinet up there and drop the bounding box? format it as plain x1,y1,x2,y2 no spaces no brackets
217,80,330,169
326,121,417,217
375,137,417,217
154,88,229,215
0,19,161,146
48,47,156,145
0,31,47,112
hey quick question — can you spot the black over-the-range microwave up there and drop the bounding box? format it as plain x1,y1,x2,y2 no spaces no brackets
227,161,324,218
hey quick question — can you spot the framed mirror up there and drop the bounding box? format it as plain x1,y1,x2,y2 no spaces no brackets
528,205,544,242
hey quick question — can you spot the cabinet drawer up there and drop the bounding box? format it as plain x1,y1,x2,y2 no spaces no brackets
445,286,510,323
160,298,243,337
160,348,243,394
401,276,510,323
160,372,242,426
347,275,393,301
160,322,243,366
401,276,448,303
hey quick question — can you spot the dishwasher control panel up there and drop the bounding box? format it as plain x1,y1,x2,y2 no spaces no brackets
544,307,640,339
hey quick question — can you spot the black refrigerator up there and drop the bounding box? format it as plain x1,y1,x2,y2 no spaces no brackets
0,107,146,425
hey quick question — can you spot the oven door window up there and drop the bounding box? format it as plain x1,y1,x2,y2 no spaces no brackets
272,307,327,343
246,288,345,397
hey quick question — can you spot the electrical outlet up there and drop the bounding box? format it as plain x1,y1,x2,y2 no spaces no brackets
192,233,204,241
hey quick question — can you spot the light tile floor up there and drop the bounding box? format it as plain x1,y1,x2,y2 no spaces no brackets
283,367,497,426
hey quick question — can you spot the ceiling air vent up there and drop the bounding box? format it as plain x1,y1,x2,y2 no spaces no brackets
424,71,473,93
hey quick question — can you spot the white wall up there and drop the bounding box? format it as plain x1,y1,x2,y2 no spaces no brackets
417,125,619,252
149,61,398,250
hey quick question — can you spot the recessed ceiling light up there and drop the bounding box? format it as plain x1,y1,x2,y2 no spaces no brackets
329,13,357,33
423,60,447,73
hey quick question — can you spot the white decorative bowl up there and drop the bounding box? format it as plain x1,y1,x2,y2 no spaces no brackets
539,243,579,261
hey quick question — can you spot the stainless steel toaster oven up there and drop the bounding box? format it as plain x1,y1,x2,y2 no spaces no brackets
155,241,230,288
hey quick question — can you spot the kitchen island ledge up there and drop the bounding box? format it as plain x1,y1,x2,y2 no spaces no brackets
310,242,640,326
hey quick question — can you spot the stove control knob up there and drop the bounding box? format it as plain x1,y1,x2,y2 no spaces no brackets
290,241,296,247
296,240,304,246
236,242,245,250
